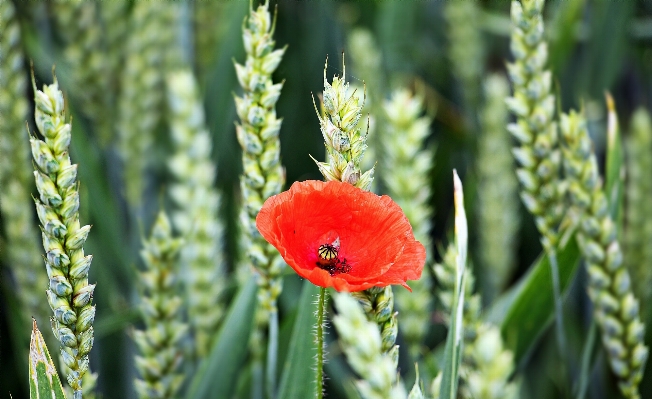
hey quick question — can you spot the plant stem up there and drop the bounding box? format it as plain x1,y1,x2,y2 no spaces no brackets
576,320,597,399
266,308,279,399
315,288,326,399
549,248,569,393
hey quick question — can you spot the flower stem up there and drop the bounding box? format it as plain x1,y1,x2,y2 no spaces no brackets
315,287,326,399
266,308,279,399
549,248,567,358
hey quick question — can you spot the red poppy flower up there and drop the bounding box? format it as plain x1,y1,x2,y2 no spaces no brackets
256,180,425,292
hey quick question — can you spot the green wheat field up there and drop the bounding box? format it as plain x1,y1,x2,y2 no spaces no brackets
1,1,652,398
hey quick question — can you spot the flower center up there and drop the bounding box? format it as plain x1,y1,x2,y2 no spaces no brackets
316,236,351,276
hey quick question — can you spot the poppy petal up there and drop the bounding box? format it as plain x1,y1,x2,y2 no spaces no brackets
256,180,425,292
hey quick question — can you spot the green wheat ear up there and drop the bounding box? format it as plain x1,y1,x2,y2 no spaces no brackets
560,110,648,399
332,293,408,399
476,74,520,301
234,0,286,314
445,0,484,123
506,0,565,250
133,211,187,399
166,69,227,358
117,1,179,206
313,55,374,190
382,88,433,358
234,3,287,394
30,73,96,399
624,108,652,311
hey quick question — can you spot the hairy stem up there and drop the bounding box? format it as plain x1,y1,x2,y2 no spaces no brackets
315,288,326,399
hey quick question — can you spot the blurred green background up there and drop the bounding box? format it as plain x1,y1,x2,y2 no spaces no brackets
2,1,652,398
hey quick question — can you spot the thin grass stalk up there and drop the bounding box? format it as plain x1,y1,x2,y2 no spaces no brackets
382,88,433,358
559,111,648,399
30,74,96,399
623,108,652,311
166,69,227,359
476,74,520,301
133,211,187,399
234,2,286,396
0,0,50,330
118,1,179,207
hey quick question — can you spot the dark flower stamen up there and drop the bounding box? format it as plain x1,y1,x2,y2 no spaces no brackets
317,240,351,276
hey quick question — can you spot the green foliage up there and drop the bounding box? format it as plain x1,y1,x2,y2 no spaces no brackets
277,282,320,399
187,280,257,399
499,237,580,361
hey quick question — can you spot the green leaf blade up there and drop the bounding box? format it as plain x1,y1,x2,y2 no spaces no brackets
605,93,624,222
187,279,257,399
440,171,467,399
29,320,67,399
498,237,581,361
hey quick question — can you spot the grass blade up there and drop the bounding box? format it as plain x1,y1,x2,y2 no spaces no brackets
277,282,320,399
29,319,67,399
499,237,580,362
187,279,257,399
439,171,467,399
604,93,624,223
